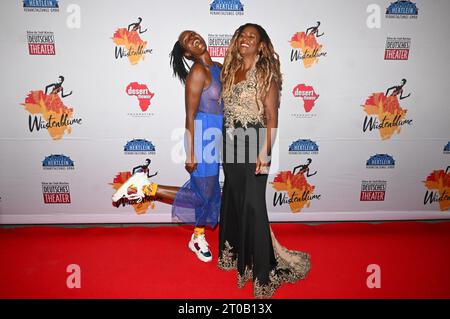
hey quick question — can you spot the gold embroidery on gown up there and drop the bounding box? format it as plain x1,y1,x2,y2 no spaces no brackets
223,62,265,133
219,58,311,298
218,228,311,298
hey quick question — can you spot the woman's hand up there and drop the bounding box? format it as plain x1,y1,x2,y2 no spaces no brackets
185,156,198,174
255,154,270,175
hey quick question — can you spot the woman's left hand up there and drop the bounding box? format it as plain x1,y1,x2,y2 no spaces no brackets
255,155,270,175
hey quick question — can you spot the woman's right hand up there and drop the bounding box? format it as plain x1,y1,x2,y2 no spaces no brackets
185,156,197,174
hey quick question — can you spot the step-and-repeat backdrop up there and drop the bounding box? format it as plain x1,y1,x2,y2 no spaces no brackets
0,0,449,224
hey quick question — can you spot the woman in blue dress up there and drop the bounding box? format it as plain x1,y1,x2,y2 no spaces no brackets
168,30,223,262
113,31,223,262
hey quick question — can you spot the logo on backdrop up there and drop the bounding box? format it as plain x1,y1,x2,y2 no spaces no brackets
444,142,450,155
23,0,59,12
208,34,232,57
43,154,74,170
289,139,319,155
360,180,387,201
27,31,55,55
291,84,319,118
385,37,411,60
210,0,244,15
361,79,413,140
124,139,156,155
20,76,82,140
110,159,159,214
112,18,153,65
42,182,71,204
126,82,155,116
423,166,450,211
366,154,395,169
271,158,320,213
289,21,327,68
386,1,418,19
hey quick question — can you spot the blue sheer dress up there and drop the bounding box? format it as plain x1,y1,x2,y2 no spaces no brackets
172,64,223,228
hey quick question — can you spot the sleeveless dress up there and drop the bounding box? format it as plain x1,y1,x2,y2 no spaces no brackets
218,62,311,298
172,64,223,228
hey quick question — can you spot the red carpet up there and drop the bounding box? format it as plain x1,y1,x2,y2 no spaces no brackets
1,221,450,299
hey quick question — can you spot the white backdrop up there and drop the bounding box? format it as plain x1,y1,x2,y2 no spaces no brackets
0,0,449,224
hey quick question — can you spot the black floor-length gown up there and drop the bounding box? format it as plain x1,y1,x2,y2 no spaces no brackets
218,64,311,298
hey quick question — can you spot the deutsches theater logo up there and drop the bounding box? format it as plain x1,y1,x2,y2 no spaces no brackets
43,154,74,170
112,18,153,65
289,21,327,68
208,34,232,57
386,1,418,19
126,82,155,117
366,154,395,169
361,79,413,140
210,0,244,15
42,182,71,204
385,37,411,60
23,0,59,12
360,180,387,201
27,31,55,55
124,139,156,155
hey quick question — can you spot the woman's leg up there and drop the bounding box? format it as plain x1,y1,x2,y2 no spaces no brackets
153,185,179,205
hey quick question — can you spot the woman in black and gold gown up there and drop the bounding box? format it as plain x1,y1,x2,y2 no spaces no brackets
218,23,311,298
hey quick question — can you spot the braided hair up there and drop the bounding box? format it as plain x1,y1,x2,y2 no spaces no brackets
169,38,190,84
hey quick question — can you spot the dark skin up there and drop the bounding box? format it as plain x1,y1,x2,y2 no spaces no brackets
179,30,222,174
168,31,224,230
131,32,222,206
234,26,279,174
151,185,180,205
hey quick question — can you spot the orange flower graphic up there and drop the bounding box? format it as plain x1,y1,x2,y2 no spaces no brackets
21,90,74,140
272,171,315,213
424,170,450,211
362,92,408,140
290,32,322,68
112,28,148,65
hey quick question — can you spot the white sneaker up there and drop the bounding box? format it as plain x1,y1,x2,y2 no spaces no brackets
188,233,212,262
